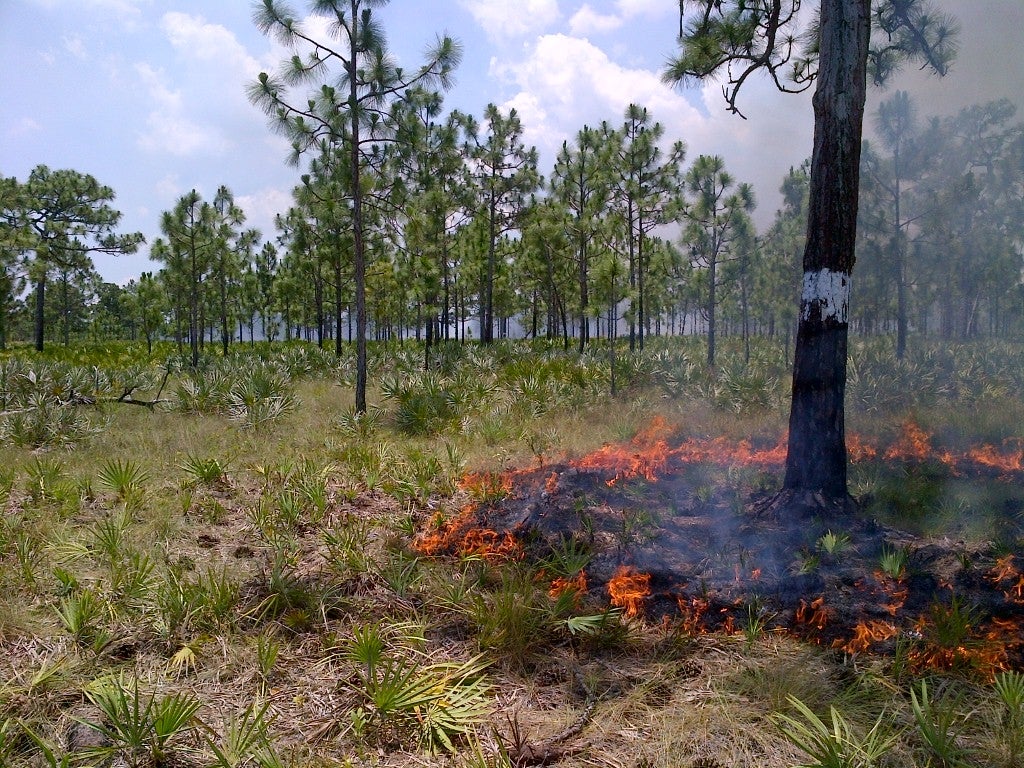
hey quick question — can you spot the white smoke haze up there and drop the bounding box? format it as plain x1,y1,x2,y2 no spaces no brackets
875,0,1024,118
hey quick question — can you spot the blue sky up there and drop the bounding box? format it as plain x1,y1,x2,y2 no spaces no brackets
2,0,1021,285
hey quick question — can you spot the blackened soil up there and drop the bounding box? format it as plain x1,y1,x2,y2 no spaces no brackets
443,461,1024,672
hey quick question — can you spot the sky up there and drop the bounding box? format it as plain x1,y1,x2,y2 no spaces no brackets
2,0,1022,286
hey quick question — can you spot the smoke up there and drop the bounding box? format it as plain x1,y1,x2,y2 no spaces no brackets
868,0,1024,117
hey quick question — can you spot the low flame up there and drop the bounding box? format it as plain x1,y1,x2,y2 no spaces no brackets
416,417,1024,676
608,566,651,618
415,507,523,562
838,620,899,654
989,555,1024,604
795,596,829,632
884,421,933,462
676,596,711,635
847,434,878,462
567,418,1024,487
968,442,1024,474
549,571,588,604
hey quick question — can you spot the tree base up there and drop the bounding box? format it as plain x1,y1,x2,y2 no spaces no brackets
751,488,859,521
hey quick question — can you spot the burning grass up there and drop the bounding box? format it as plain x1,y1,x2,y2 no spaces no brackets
417,417,1024,680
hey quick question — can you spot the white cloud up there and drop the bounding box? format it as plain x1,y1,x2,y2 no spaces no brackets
568,4,622,35
160,11,265,78
493,34,704,160
62,34,87,59
6,117,42,139
615,0,672,18
238,187,294,239
458,0,561,41
491,33,815,223
564,0,670,37
134,62,227,157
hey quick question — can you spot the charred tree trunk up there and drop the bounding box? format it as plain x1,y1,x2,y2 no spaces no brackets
782,0,870,505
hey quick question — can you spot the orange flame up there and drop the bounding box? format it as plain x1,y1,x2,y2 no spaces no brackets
847,434,878,462
838,620,899,654
872,572,909,616
989,555,1024,604
415,507,523,563
566,417,1022,489
721,612,736,635
968,442,1024,474
571,422,786,486
905,612,1013,678
795,596,829,632
549,571,588,603
884,421,933,462
608,566,651,618
676,596,711,635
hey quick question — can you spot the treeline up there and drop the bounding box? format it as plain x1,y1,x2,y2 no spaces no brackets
1,95,1022,361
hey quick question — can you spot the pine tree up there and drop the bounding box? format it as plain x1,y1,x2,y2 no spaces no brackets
7,166,142,351
666,0,957,508
551,126,609,353
249,0,461,411
158,190,217,368
463,105,539,345
683,155,755,368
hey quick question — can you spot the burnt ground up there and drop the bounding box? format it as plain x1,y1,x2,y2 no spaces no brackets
420,456,1024,676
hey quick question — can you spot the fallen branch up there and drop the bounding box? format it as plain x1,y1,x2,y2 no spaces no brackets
507,665,596,767
106,395,173,409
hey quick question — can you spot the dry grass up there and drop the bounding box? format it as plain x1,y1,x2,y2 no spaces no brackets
1,340,1022,767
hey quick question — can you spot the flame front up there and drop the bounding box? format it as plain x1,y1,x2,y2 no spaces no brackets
549,571,588,604
415,507,523,562
795,596,829,632
839,620,899,654
568,418,1024,486
608,566,651,617
884,421,933,462
989,555,1024,603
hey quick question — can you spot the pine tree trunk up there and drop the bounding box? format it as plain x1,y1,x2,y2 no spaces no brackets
484,194,496,345
34,273,46,352
707,249,717,368
334,247,343,357
782,0,870,504
350,0,368,413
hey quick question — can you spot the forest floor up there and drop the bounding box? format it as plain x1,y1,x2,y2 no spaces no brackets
1,338,1024,768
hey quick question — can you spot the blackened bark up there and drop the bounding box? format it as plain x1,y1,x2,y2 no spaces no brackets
783,0,870,501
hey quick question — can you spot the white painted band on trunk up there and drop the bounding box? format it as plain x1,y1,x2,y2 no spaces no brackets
801,268,850,323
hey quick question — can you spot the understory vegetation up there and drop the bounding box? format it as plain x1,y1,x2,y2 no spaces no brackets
1,337,1023,768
